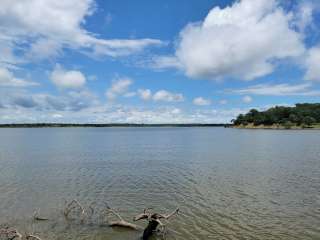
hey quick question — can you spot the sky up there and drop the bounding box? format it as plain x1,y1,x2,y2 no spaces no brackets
1,0,320,123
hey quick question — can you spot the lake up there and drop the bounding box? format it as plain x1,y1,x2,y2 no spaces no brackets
0,127,319,240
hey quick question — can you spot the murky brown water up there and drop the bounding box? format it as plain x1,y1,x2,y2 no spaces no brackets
0,127,319,239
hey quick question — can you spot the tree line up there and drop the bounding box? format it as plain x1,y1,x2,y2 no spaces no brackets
232,103,320,128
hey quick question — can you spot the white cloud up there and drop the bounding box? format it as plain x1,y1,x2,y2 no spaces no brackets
1,105,248,124
229,83,320,96
50,65,86,89
0,88,99,112
193,97,211,106
137,89,184,102
0,67,39,87
0,87,255,124
138,89,152,100
242,96,253,103
153,90,184,102
0,0,163,65
305,47,320,81
157,0,305,81
106,78,132,100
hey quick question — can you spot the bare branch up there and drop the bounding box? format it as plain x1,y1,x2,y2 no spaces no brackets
106,207,142,230
26,234,43,240
156,208,179,220
63,199,87,222
33,209,49,221
133,208,180,239
133,213,149,221
106,207,124,222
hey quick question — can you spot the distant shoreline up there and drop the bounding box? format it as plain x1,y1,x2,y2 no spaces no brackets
2,123,320,129
0,123,232,128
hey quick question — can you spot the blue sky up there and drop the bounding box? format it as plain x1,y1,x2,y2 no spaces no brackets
1,0,320,123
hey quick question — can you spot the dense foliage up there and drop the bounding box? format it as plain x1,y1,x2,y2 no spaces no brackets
233,103,320,127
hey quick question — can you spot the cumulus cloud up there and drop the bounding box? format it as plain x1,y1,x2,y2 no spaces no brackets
0,104,249,124
193,97,211,106
137,89,184,102
242,96,253,103
0,0,163,65
106,78,133,100
50,65,86,89
0,86,261,124
228,83,320,96
305,47,320,81
155,0,306,81
153,90,184,102
0,89,98,112
0,67,39,87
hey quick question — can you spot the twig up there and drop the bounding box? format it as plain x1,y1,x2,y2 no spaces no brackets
63,199,87,222
33,209,49,221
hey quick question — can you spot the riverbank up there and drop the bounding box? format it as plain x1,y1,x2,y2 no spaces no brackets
233,123,320,129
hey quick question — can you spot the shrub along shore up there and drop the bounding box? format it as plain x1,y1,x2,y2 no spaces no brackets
232,103,320,129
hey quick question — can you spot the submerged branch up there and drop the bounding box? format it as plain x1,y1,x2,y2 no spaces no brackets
134,208,180,240
1,201,179,240
33,209,49,221
63,199,87,223
105,206,142,230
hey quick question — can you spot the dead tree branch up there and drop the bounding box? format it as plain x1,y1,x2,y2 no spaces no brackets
26,234,43,240
33,209,49,221
134,208,179,240
63,199,87,223
105,206,142,230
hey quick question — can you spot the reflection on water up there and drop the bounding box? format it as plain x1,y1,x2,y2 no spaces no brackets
0,127,319,239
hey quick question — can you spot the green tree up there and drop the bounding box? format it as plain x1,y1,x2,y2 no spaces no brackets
302,116,316,126
283,121,293,129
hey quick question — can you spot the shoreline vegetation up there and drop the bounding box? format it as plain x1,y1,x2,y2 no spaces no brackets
233,123,320,130
232,103,320,129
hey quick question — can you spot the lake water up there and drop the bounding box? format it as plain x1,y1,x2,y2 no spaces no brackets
0,127,319,240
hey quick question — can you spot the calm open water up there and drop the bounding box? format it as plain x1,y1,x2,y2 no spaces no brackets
0,127,319,240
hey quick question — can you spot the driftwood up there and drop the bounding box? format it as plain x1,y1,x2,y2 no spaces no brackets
134,208,179,240
104,206,179,239
1,200,179,240
33,209,49,221
25,234,43,240
105,206,142,230
63,199,89,223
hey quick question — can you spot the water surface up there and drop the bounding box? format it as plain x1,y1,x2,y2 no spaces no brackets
0,127,319,239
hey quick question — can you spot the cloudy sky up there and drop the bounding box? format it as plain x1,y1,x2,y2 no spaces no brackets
1,0,320,123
